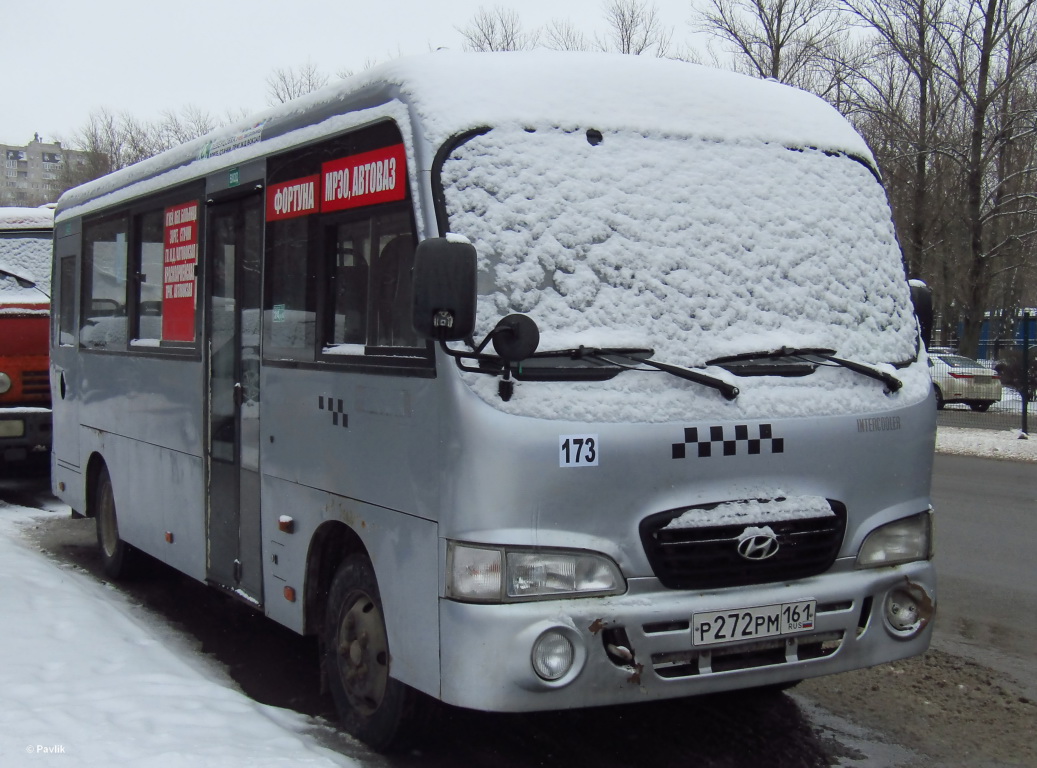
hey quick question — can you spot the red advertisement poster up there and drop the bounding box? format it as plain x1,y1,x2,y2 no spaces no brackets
162,201,198,342
267,174,319,221
321,143,407,213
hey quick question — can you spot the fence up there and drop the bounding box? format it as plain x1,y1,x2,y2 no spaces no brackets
930,310,1034,434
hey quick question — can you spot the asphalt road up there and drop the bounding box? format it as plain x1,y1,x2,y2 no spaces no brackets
929,453,1037,699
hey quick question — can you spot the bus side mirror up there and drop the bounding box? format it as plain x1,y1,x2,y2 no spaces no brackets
909,279,933,350
412,237,477,341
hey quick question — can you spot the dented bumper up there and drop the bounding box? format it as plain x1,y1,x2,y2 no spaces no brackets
438,559,935,711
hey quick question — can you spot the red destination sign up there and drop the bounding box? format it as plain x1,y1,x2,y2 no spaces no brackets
321,143,407,213
267,174,319,221
162,201,198,342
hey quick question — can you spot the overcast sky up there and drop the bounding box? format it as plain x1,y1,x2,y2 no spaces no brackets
5,0,705,147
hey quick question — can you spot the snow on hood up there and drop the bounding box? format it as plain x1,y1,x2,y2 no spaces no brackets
0,205,54,230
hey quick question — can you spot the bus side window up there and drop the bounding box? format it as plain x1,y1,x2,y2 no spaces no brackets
373,231,417,348
322,212,418,353
58,256,77,346
330,222,370,346
134,210,165,343
264,217,316,362
81,216,129,350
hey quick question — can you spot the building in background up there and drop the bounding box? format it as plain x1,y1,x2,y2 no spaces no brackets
1,135,90,207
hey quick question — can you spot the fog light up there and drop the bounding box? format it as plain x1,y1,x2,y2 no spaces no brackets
531,630,574,681
884,586,929,637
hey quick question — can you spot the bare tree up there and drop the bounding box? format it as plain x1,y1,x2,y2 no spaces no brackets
598,0,675,55
543,18,592,51
265,61,331,105
59,108,128,186
457,6,540,51
695,0,844,85
934,0,1037,354
59,104,229,191
839,0,954,283
158,104,220,146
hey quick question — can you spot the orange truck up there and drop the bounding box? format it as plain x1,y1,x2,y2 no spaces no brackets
0,206,53,472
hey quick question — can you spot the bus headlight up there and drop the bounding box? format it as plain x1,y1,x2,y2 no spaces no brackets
0,372,11,394
447,542,625,602
856,511,933,568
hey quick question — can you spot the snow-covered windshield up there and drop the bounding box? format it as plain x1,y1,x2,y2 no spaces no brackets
440,126,917,371
0,232,52,301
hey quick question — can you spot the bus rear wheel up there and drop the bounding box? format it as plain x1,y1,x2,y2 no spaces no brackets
94,465,139,579
324,555,430,752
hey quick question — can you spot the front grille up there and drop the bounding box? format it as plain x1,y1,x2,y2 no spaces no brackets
639,497,846,589
22,370,50,397
650,631,845,678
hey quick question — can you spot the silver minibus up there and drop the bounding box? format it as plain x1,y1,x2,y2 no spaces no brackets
50,51,936,750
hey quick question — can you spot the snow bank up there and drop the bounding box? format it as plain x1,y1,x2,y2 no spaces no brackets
936,427,1036,462
0,505,354,768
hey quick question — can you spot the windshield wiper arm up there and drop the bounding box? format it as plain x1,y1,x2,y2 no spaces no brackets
446,339,740,399
707,347,836,365
708,347,902,393
818,353,902,393
573,347,740,401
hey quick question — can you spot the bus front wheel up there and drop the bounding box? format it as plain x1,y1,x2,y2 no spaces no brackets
94,465,140,579
324,555,430,752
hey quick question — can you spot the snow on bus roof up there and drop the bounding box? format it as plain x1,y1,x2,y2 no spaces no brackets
57,52,872,220
374,51,872,157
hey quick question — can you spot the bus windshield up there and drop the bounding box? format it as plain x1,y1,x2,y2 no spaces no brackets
0,231,52,300
439,127,918,374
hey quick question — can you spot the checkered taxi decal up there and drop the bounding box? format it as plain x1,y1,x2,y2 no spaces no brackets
672,424,783,459
318,396,348,428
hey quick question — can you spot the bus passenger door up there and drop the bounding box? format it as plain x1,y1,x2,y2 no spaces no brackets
206,194,263,602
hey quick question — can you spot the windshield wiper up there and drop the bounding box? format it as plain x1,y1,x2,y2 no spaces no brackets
442,314,740,400
708,347,902,393
566,346,740,401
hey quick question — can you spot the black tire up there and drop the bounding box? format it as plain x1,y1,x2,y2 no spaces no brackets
934,386,945,409
969,401,992,412
94,465,140,579
324,555,431,752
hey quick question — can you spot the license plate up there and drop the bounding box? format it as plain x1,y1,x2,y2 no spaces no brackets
693,600,816,646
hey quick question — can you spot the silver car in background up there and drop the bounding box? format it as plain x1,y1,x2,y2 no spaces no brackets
930,353,1002,411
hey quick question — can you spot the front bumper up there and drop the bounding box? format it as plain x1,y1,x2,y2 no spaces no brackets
438,559,935,711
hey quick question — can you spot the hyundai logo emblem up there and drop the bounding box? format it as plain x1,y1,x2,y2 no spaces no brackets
736,529,780,561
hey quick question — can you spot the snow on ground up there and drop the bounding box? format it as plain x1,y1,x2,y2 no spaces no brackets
0,425,1031,766
937,426,1036,462
0,500,354,767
